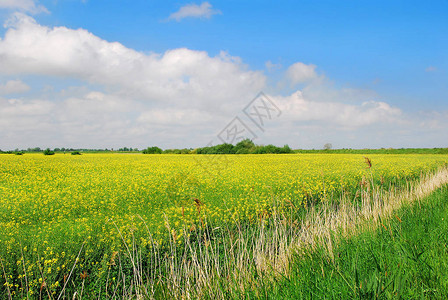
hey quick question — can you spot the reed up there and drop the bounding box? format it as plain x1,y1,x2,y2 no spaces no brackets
58,165,448,299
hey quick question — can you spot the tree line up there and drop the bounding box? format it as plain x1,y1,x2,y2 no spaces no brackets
142,139,292,154
3,143,447,155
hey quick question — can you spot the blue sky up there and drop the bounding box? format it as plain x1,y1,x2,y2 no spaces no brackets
0,0,447,149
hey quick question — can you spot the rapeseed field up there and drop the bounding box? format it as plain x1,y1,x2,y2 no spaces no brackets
0,153,447,297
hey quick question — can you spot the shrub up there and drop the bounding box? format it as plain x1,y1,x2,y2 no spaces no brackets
236,148,250,154
142,146,163,154
214,143,235,154
235,139,256,153
71,151,82,155
43,148,55,155
280,144,293,153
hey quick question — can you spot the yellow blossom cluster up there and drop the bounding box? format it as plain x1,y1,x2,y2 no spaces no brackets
0,153,446,296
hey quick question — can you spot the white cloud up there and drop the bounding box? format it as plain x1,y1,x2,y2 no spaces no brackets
0,0,48,14
167,2,221,22
0,97,53,118
274,91,403,128
0,15,265,149
265,60,282,72
0,79,30,94
262,92,448,149
0,14,264,112
0,15,445,150
302,83,378,104
137,108,215,126
0,89,224,149
286,62,318,85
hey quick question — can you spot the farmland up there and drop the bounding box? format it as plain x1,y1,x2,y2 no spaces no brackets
1,153,448,298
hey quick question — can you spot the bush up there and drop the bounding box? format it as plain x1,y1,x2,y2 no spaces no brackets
71,151,82,155
236,148,250,154
142,146,163,154
14,152,24,155
234,139,256,154
253,144,293,154
280,144,293,153
214,143,235,154
43,148,55,155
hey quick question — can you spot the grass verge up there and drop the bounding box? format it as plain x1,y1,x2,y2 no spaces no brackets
271,184,448,299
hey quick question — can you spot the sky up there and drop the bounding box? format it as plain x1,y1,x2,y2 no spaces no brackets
0,0,447,150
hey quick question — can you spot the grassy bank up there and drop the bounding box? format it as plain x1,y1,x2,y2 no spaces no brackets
270,184,448,299
294,148,448,155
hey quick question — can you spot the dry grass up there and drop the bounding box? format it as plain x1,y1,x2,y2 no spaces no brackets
59,165,448,299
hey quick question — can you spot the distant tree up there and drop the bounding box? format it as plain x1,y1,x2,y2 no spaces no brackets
323,143,333,150
253,144,277,154
235,139,256,154
142,146,163,154
71,151,82,155
43,148,55,155
280,144,292,153
214,143,235,154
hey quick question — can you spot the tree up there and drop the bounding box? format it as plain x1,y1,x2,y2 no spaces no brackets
214,143,235,154
323,143,333,151
43,148,55,155
234,139,256,154
142,146,163,154
280,144,292,153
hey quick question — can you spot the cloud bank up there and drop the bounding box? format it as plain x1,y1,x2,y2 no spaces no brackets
0,14,446,150
0,80,30,95
0,0,48,14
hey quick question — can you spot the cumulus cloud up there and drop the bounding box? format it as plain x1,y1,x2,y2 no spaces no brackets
0,14,265,148
262,92,448,149
265,60,282,72
0,14,265,112
274,91,402,128
137,108,215,125
0,14,444,150
0,89,224,149
286,62,318,85
0,0,48,14
167,2,221,21
0,79,30,94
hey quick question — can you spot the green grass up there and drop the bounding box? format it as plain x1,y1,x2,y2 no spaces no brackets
294,148,448,155
268,185,448,299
